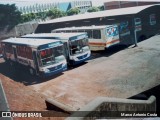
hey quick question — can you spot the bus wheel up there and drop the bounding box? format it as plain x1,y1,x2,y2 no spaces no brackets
29,68,35,75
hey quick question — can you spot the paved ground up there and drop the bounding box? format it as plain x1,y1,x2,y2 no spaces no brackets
27,35,160,110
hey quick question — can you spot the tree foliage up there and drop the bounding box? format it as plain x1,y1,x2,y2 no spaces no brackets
98,6,104,11
67,7,80,16
0,4,21,28
87,7,100,13
46,8,66,19
21,13,36,23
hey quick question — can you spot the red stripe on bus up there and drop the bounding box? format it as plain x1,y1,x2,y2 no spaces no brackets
89,42,106,46
89,39,120,46
106,39,120,45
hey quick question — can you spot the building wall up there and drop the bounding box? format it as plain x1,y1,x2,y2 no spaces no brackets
71,1,92,13
104,1,160,10
18,3,59,14
58,2,71,12
0,22,38,40
19,1,92,15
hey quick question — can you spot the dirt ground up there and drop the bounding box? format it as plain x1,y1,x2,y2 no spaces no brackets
0,65,68,120
1,35,160,120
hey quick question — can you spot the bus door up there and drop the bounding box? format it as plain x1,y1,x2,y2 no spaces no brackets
63,42,69,62
32,51,39,75
13,47,17,61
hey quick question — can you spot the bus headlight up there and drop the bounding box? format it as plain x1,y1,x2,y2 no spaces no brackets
62,61,67,67
44,68,50,73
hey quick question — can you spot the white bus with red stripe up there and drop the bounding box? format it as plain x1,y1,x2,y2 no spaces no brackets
51,25,120,51
1,38,67,77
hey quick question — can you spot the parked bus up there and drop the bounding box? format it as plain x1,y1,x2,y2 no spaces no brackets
51,25,121,51
0,38,67,77
22,33,91,65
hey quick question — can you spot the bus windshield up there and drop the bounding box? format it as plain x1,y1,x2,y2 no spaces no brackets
39,46,64,67
69,38,88,55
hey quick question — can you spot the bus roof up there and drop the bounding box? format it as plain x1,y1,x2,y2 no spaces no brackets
52,25,115,31
22,32,87,39
2,38,62,48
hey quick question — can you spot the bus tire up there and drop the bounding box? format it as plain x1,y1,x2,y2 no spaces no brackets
29,67,35,76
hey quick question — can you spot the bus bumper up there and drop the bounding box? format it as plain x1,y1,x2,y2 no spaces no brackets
41,64,67,77
70,52,91,65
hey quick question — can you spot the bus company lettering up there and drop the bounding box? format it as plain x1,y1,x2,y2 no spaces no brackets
12,112,42,117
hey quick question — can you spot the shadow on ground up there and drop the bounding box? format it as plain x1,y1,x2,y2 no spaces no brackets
0,59,63,86
89,45,128,60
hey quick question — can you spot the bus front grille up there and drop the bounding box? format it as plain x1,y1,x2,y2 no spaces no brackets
48,64,62,71
77,54,88,60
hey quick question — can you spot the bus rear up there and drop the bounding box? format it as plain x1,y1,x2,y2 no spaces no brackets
105,25,120,48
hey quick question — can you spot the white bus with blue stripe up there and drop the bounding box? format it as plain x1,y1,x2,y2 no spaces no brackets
22,33,91,65
1,38,67,77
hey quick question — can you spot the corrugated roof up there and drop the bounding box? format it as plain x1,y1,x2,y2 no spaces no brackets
40,4,159,25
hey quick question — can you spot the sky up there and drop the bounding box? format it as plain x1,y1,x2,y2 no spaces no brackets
0,0,160,7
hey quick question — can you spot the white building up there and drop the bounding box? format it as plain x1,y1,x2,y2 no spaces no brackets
18,0,92,14
71,1,92,13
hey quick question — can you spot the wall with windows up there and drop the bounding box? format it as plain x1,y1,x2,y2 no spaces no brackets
4,44,13,54
71,1,92,13
104,1,160,10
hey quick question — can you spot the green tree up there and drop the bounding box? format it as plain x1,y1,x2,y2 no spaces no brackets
46,7,66,19
87,7,100,13
67,7,80,16
98,5,104,11
36,12,47,21
21,13,36,23
0,4,21,28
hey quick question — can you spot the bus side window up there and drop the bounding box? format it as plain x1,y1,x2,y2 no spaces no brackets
85,30,92,38
5,44,13,54
25,47,33,60
78,30,84,32
72,30,77,33
93,30,101,39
